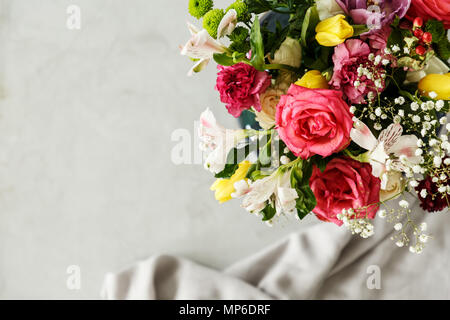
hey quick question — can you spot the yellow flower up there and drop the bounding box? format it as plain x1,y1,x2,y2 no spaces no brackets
418,73,450,100
315,14,354,47
295,70,329,89
210,161,251,203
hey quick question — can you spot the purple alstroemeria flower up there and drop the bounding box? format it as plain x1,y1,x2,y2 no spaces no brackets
336,0,411,33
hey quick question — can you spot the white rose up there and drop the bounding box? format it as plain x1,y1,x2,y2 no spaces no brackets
316,0,345,21
269,37,302,68
379,171,406,202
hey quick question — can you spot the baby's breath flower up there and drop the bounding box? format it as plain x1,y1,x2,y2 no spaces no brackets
420,222,427,231
399,200,409,208
420,189,427,198
434,156,442,167
410,180,419,188
429,91,438,99
280,155,290,165
396,240,404,247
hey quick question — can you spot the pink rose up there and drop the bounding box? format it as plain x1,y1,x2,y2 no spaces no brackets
330,39,386,104
215,63,271,118
406,0,450,29
310,157,381,226
275,84,353,159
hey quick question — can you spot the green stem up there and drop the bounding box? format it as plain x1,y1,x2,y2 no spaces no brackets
264,63,299,73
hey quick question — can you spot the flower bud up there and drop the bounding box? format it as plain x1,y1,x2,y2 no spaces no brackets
418,73,450,100
269,37,302,68
315,14,354,47
295,70,329,89
413,17,423,29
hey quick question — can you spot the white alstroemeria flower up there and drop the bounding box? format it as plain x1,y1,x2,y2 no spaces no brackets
316,0,345,20
181,22,228,76
217,9,237,39
242,170,298,216
231,180,250,199
199,108,245,174
406,56,450,83
350,118,421,178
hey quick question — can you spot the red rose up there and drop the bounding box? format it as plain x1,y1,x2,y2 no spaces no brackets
406,0,450,29
215,63,271,118
309,157,381,226
275,84,353,159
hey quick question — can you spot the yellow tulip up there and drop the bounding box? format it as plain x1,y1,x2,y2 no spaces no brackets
295,70,329,89
315,14,354,47
210,161,251,203
418,73,450,100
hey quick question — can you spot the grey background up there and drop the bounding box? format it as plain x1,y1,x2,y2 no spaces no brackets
0,0,318,299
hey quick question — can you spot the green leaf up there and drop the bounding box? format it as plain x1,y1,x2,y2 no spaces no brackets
387,27,403,49
249,169,271,181
214,143,252,178
310,155,329,172
352,24,369,37
299,160,313,186
437,37,450,61
213,53,235,66
300,5,319,47
250,16,265,70
245,0,272,14
245,163,258,179
226,144,250,165
214,163,239,178
296,185,316,219
425,20,445,44
258,138,272,167
289,159,317,220
261,205,276,221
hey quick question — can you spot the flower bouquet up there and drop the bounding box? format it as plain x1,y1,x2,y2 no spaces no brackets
181,0,450,253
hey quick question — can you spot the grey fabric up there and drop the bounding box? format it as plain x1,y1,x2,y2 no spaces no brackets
101,192,450,299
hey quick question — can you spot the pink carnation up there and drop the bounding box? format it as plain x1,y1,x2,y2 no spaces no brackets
330,39,386,104
215,63,271,118
275,85,353,159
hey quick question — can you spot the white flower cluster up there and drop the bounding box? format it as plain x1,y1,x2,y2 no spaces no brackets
337,208,375,238
352,53,388,110
383,199,430,254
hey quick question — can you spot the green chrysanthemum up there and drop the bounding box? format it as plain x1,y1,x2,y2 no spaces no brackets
230,41,250,53
203,9,225,39
229,26,249,43
227,0,250,22
188,0,214,19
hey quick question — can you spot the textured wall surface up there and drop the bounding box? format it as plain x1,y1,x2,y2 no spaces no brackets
0,0,318,299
